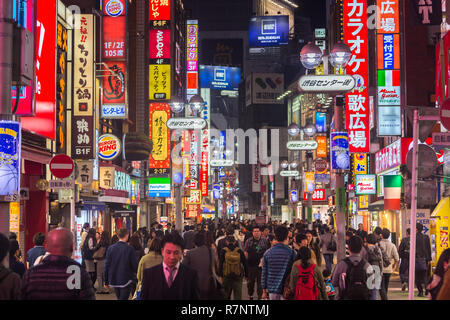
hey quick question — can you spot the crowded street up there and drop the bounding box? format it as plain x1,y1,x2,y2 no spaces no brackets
0,0,449,307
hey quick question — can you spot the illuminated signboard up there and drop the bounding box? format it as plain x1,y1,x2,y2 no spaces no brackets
355,174,377,195
353,153,368,176
149,176,171,198
149,0,171,21
330,132,350,170
149,64,171,100
103,0,126,17
344,0,370,153
249,16,289,47
149,29,171,62
0,121,21,196
187,20,199,96
21,0,56,139
199,65,241,91
103,16,126,59
56,22,68,154
149,103,171,169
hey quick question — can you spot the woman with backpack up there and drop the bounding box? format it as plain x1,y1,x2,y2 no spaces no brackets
82,228,97,287
218,236,248,300
365,234,383,300
289,247,328,300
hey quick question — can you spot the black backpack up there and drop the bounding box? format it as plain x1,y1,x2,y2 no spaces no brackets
340,258,370,300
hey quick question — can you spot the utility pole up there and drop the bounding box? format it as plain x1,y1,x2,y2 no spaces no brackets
0,0,15,235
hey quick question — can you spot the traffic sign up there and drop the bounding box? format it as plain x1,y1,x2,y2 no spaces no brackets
441,98,450,131
50,154,74,179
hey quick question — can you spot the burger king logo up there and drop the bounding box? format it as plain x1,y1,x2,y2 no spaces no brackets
105,0,124,17
98,134,121,160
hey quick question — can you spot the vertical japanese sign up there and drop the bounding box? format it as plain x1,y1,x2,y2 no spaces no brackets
189,130,199,189
12,0,35,115
353,153,368,175
377,0,401,136
200,104,209,196
187,20,199,97
21,0,56,139
149,0,171,21
76,160,94,190
316,135,327,158
102,0,127,119
304,172,315,193
56,22,68,154
149,103,171,169
72,14,95,159
343,0,370,153
0,121,21,196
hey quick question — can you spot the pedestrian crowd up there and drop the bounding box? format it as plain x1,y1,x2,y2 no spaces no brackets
0,218,449,300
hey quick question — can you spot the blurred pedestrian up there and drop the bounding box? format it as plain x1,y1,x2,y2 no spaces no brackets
379,228,399,300
82,228,97,287
320,226,336,272
244,226,269,300
9,240,25,278
427,248,450,300
415,223,432,297
0,233,21,300
93,231,110,294
219,236,247,300
398,228,411,291
26,232,46,269
133,238,163,300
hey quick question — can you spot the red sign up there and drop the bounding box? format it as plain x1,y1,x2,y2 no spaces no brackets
304,189,326,201
344,0,370,153
149,29,171,59
103,0,126,16
200,128,208,197
21,0,57,139
376,0,400,33
103,16,126,59
347,184,355,191
50,154,74,179
102,61,126,104
149,103,171,169
441,98,450,131
149,0,171,21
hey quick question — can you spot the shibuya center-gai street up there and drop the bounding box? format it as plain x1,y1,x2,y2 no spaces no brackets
0,0,450,307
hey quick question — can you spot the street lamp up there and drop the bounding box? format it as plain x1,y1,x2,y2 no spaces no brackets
288,122,301,137
300,42,323,70
189,94,205,114
169,97,186,113
329,42,352,68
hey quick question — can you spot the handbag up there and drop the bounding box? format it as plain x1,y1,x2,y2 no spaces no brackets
207,247,225,300
93,246,106,260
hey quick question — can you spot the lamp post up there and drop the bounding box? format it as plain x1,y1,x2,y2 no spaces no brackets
299,41,352,261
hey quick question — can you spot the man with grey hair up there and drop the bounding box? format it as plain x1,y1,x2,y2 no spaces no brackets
21,228,95,300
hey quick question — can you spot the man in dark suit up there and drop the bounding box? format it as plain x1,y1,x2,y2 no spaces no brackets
141,233,200,300
183,225,196,250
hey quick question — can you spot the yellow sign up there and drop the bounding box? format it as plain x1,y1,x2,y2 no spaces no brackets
185,189,202,205
151,110,169,161
315,64,324,75
9,202,20,242
304,172,315,193
353,153,368,176
359,195,369,209
149,64,171,100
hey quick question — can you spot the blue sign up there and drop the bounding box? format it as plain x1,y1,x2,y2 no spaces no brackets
316,112,327,133
330,132,350,171
290,190,298,203
213,184,221,199
382,34,395,70
200,65,241,91
0,121,21,196
249,16,289,47
102,105,126,119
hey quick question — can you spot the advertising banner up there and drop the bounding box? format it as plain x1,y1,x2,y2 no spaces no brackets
150,29,171,62
304,172,315,193
303,189,326,201
316,112,327,133
103,16,126,59
330,132,350,170
344,0,370,153
377,34,400,70
72,116,94,159
103,0,126,16
199,65,241,91
0,122,21,196
378,106,401,136
149,103,171,168
355,174,377,195
251,73,284,104
148,176,171,197
375,138,401,174
56,22,68,154
249,15,289,47
21,0,57,139
187,20,199,96
377,0,399,33
377,70,401,105
149,64,171,100
102,61,126,105
149,0,171,21
316,136,327,158
353,153,368,175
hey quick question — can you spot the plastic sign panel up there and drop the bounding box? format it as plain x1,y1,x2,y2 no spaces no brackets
150,29,171,62
316,112,327,133
377,70,401,105
149,103,171,169
290,190,298,203
377,34,400,70
199,65,241,91
149,64,171,100
103,16,126,59
98,134,121,160
185,189,202,205
280,170,300,177
378,106,401,136
56,22,68,154
377,0,399,33
304,189,326,201
187,20,199,96
330,132,350,170
21,0,57,139
149,0,171,21
0,122,21,196
344,0,370,153
304,172,315,193
353,153,368,175
249,16,289,47
166,118,206,130
103,61,126,105
298,75,355,92
148,176,171,198
316,136,327,158
103,0,126,16
355,174,377,195
375,138,401,174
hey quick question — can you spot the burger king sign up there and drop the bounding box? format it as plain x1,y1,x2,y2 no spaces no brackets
98,134,121,160
104,0,125,17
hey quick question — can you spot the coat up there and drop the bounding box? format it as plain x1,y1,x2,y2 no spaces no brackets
104,241,138,287
182,230,196,250
320,232,336,255
0,265,21,300
378,239,399,274
182,245,217,298
140,263,200,300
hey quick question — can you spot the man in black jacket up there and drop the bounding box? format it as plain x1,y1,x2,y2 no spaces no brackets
415,223,432,297
398,228,411,291
182,225,196,250
141,233,200,300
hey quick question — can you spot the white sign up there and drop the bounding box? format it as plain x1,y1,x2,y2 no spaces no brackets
210,159,234,167
99,166,115,189
251,73,284,105
280,170,300,177
377,86,401,105
315,28,326,39
403,209,431,238
287,140,318,150
101,105,127,119
252,163,261,192
378,106,401,136
355,174,377,195
49,180,75,190
298,75,355,92
166,118,206,130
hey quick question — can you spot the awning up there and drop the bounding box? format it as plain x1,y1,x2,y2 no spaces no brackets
368,200,384,212
431,197,450,217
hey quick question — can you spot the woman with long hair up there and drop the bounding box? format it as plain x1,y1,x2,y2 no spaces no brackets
289,246,328,300
428,248,450,300
94,231,110,294
129,232,145,297
133,238,163,300
82,228,97,287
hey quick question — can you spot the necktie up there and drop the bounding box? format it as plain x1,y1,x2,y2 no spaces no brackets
167,267,177,287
